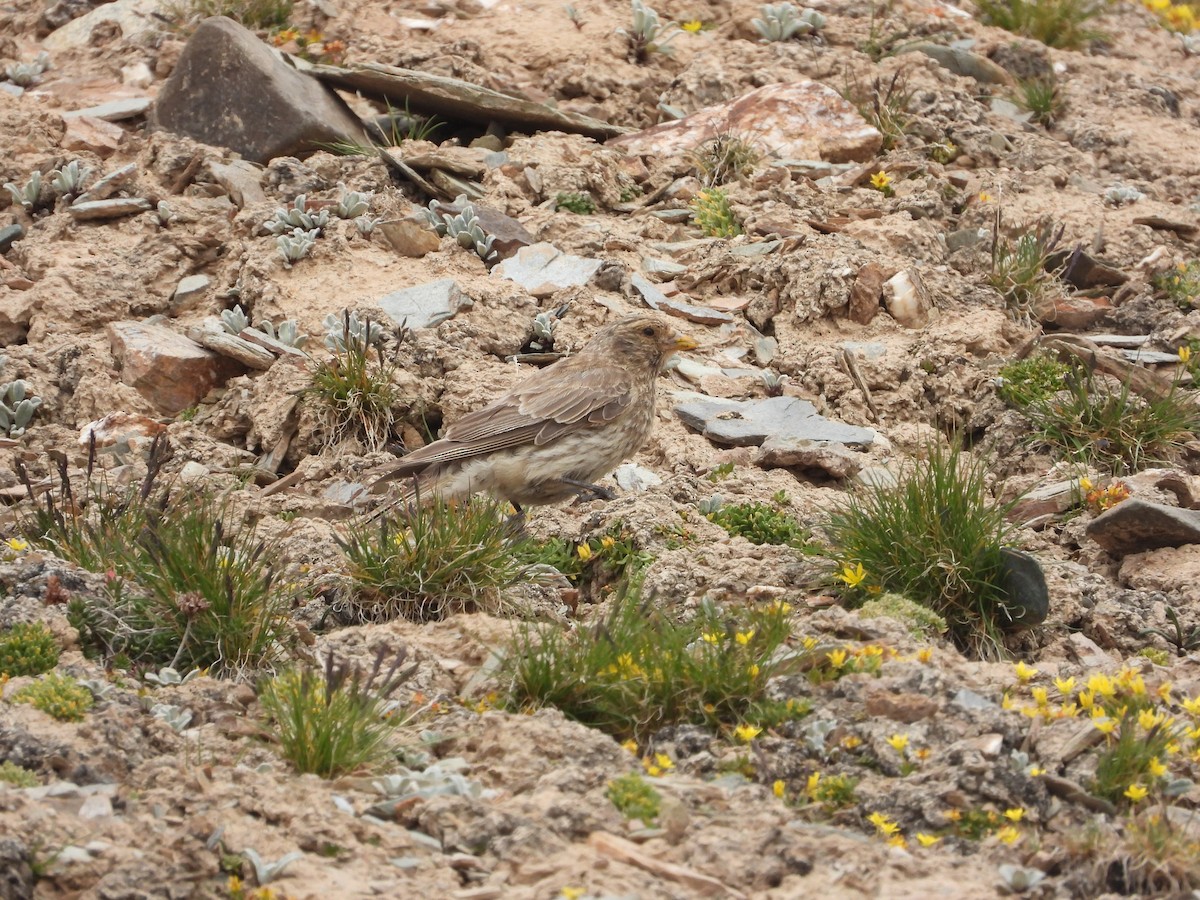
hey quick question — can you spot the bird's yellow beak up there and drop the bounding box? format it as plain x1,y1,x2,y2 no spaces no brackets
673,334,699,351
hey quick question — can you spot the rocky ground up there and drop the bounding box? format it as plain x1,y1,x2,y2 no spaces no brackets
3,0,1200,897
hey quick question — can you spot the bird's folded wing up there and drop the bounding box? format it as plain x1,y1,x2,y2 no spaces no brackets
381,364,635,474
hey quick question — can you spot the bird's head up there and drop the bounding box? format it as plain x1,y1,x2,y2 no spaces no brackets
588,315,699,372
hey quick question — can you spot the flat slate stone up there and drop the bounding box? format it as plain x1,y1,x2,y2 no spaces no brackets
1085,498,1200,555
674,394,877,448
67,198,152,220
172,274,210,307
62,97,151,121
492,243,603,298
152,17,372,164
75,162,138,204
378,278,470,329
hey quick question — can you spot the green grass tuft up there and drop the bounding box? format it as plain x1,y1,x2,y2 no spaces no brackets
973,0,1108,49
0,622,59,677
14,673,93,721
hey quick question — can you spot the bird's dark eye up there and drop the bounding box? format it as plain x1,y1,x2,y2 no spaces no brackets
642,326,656,337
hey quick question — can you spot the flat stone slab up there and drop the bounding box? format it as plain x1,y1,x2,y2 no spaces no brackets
612,81,883,164
755,437,864,479
62,97,151,121
67,198,152,220
75,162,138,204
172,274,210,307
153,17,372,164
674,394,877,448
1086,498,1200,555
377,278,470,329
306,61,625,140
492,243,603,298
633,273,733,325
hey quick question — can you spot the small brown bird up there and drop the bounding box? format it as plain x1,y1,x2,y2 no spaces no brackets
370,314,697,510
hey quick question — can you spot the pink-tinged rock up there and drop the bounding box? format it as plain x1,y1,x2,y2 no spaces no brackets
61,115,125,157
1038,295,1112,330
612,82,883,164
108,321,245,414
78,412,167,449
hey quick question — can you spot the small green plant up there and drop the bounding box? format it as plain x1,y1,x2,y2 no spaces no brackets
3,51,50,87
0,622,59,677
3,171,42,211
276,227,318,264
1091,713,1178,806
989,216,1064,319
418,196,497,264
690,133,762,187
505,587,808,741
703,497,814,549
691,188,742,238
14,672,93,721
338,495,527,622
824,443,1018,657
841,71,913,152
263,194,329,236
618,0,681,63
857,592,948,639
48,160,90,197
1139,607,1200,657
607,773,661,823
1025,366,1200,473
259,647,415,777
309,311,404,452
0,357,43,438
162,0,293,29
973,0,1107,50
555,192,596,214
996,352,1072,408
804,771,859,810
707,462,735,482
1013,76,1065,127
1154,260,1200,309
0,761,38,787
752,3,826,40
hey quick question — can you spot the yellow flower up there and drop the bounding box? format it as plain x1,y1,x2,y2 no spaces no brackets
1180,346,1193,364
827,649,848,668
654,753,674,771
600,536,616,550
767,600,793,616
1004,808,1025,822
1001,692,1014,710
1013,662,1038,683
916,648,933,664
1078,476,1093,493
1157,682,1172,702
887,835,907,849
747,664,760,679
560,888,586,900
915,747,931,761
806,772,821,796
916,832,941,847
1148,757,1167,778
944,809,962,822
887,734,909,752
5,537,29,552
1031,686,1049,707
701,631,721,644
1078,690,1094,711
1088,674,1115,697
1124,783,1148,802
1028,765,1046,776
996,826,1021,845
841,735,862,750
1138,708,1163,731
868,811,899,836
1166,740,1182,755
577,543,593,562
773,779,786,798
621,739,638,755
978,191,993,203
681,18,704,32
734,723,761,742
870,170,892,189
837,562,867,587
1093,717,1116,735
1055,676,1076,695
735,629,755,646
1182,695,1200,716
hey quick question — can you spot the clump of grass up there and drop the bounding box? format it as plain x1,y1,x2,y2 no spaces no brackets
691,188,742,238
161,0,293,29
505,586,808,742
804,771,859,810
310,313,405,453
1091,712,1178,807
989,217,1064,320
0,761,38,787
338,496,527,622
1154,260,1200,309
1114,813,1200,894
856,592,948,639
841,71,913,152
517,525,651,588
555,192,596,214
607,773,661,823
996,352,1072,408
1013,76,1066,127
1024,365,1200,473
0,622,59,677
973,0,1108,49
690,133,762,186
14,673,93,721
824,444,1018,657
704,494,814,549
259,647,415,778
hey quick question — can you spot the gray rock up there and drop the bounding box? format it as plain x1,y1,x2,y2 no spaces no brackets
1121,349,1183,365
613,463,662,492
855,466,898,490
378,279,470,330
43,0,160,51
997,547,1049,628
945,227,988,252
187,326,277,371
152,17,372,165
67,198,152,220
1086,498,1200,555
208,160,267,208
1087,334,1152,348
0,224,24,254
108,320,245,414
755,438,864,479
74,162,138,204
77,793,114,819
907,42,1013,84
642,256,688,279
730,240,781,257
674,395,877,448
0,83,23,98
306,60,625,141
62,98,151,122
633,273,734,325
492,243,603,298
951,688,998,711
377,217,441,257
0,838,34,899
172,274,210,308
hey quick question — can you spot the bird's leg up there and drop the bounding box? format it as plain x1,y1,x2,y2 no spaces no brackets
503,502,526,537
560,477,616,501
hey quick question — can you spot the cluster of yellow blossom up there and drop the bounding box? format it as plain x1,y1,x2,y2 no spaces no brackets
1077,477,1131,513
1142,0,1198,32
